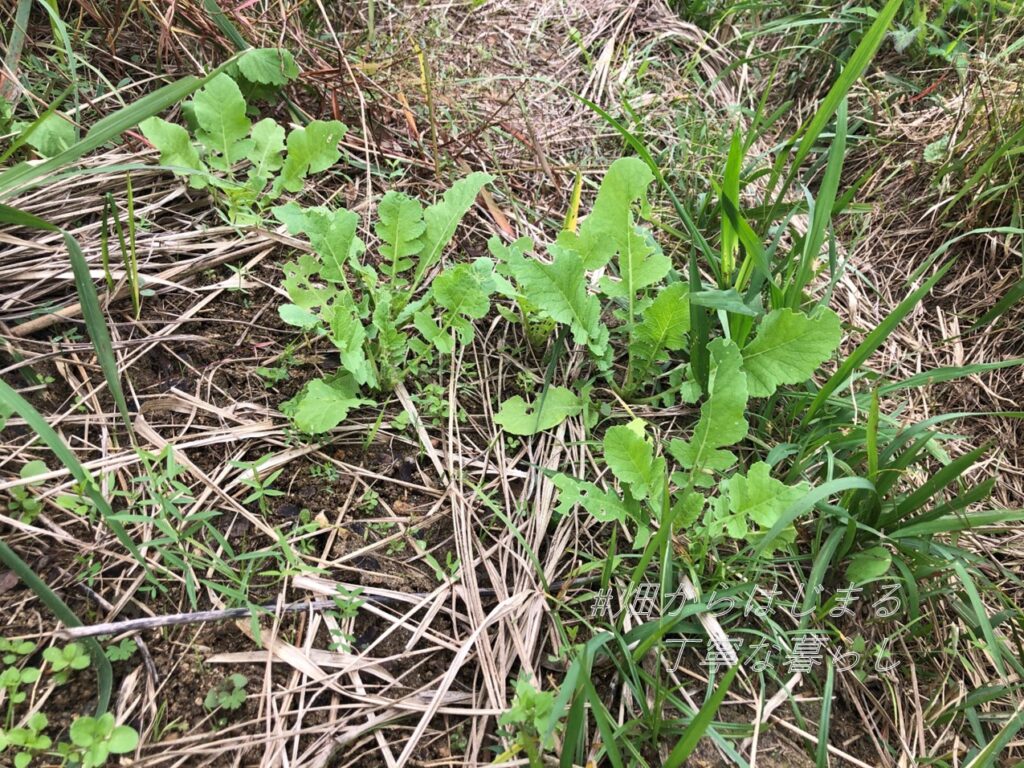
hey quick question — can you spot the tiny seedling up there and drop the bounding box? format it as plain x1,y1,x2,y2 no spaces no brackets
104,639,138,663
42,642,91,685
62,713,139,768
204,674,249,712
496,675,557,767
231,456,285,515
0,711,51,768
8,461,46,523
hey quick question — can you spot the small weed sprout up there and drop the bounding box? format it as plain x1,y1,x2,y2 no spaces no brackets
42,642,91,685
61,713,139,768
204,674,249,713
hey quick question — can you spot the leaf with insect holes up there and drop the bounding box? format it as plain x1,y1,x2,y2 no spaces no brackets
283,375,372,434
495,386,582,435
192,73,252,169
139,117,206,187
277,120,347,193
504,248,608,355
237,48,299,85
278,303,319,330
552,473,628,523
669,338,748,485
603,419,665,502
562,157,655,270
413,172,492,283
375,191,425,278
281,254,332,310
245,118,286,189
741,307,842,397
712,462,807,547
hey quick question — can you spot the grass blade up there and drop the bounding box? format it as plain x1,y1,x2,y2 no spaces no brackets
805,260,954,423
0,204,134,436
665,664,739,768
0,541,112,714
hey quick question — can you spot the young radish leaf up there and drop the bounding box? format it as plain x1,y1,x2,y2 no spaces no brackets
494,386,583,435
669,339,749,485
741,307,842,397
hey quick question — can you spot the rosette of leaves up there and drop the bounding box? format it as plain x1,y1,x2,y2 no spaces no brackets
492,157,842,441
274,173,503,433
140,48,345,224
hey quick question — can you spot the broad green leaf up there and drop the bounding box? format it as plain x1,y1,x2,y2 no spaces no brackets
571,157,655,270
414,309,454,354
598,228,669,300
246,118,285,187
433,262,491,319
139,116,206,187
504,249,608,355
17,112,76,157
281,254,332,310
284,376,371,434
327,295,372,386
716,462,807,546
633,282,690,354
237,48,299,85
668,339,748,484
375,191,425,278
192,73,252,167
552,474,628,523
603,419,665,502
274,203,358,283
742,307,842,397
413,172,492,284
845,546,892,584
278,120,347,193
277,303,319,330
494,386,582,435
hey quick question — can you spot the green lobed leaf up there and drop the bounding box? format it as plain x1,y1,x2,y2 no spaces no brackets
603,419,665,502
569,157,655,270
277,120,347,193
236,48,299,85
668,339,749,485
413,172,492,284
552,474,628,523
283,376,372,434
245,117,286,188
742,307,842,397
632,282,690,356
494,386,583,435
504,248,608,356
375,191,425,278
192,73,252,168
274,203,359,283
327,295,373,386
139,116,206,188
433,262,492,320
598,227,670,300
716,462,807,546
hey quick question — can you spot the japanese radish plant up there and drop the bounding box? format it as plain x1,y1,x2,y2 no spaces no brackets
139,49,344,225
274,173,505,433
